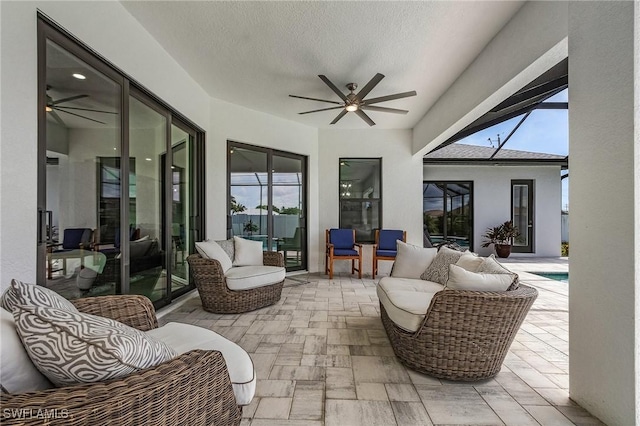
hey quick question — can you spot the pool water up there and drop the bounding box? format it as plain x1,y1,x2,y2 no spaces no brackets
530,272,569,283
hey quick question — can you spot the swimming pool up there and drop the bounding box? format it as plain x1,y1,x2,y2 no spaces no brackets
530,272,569,282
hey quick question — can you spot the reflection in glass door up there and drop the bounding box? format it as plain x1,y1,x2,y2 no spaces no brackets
423,182,473,249
228,142,307,271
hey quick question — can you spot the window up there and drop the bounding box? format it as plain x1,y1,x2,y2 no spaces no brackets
423,182,473,249
512,179,534,253
339,158,381,243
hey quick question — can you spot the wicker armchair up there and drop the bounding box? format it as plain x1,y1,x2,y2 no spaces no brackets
1,295,242,426
187,252,285,314
381,285,538,381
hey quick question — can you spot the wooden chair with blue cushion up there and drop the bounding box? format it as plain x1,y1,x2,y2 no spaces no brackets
372,229,406,278
325,229,362,279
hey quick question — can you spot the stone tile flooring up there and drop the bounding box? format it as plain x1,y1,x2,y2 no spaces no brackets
159,259,605,425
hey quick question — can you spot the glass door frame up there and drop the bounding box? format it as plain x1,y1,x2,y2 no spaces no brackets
511,179,535,253
227,141,308,272
37,15,205,308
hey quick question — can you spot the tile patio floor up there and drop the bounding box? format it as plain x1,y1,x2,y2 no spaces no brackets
158,258,605,426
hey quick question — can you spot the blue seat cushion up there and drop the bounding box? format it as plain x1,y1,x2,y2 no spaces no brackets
333,248,359,257
61,228,92,250
376,249,397,258
378,230,404,251
330,229,355,250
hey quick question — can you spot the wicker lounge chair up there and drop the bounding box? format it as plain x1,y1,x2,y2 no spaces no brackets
380,285,538,381
187,251,285,314
1,295,242,426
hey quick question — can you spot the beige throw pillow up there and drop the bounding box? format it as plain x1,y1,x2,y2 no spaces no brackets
446,264,513,291
420,246,465,284
390,241,437,279
233,236,264,267
477,255,519,289
195,240,233,272
456,253,484,272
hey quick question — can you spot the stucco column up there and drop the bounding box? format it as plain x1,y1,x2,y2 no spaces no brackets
568,2,638,425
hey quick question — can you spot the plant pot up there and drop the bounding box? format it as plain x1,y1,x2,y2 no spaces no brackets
494,244,512,258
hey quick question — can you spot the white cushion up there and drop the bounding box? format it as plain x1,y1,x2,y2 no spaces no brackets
225,266,285,291
12,305,177,387
456,252,484,272
196,240,233,272
476,255,519,288
2,279,78,313
377,277,442,332
390,241,437,279
147,322,256,405
0,308,52,393
446,264,513,292
233,237,264,266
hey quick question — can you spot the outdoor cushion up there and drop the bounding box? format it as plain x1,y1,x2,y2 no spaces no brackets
375,249,397,257
147,322,256,405
225,265,286,291
456,252,484,272
378,230,404,251
446,264,513,292
477,255,519,289
378,276,444,293
377,278,440,332
420,246,466,284
233,236,263,266
0,308,52,393
333,248,359,256
12,305,177,387
2,279,78,313
329,229,355,249
196,240,233,272
215,238,235,262
391,241,437,279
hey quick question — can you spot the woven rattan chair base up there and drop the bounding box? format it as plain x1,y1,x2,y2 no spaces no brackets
187,253,285,314
380,284,538,381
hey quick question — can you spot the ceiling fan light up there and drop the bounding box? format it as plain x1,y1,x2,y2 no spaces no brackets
345,104,358,112
72,73,86,80
45,106,52,112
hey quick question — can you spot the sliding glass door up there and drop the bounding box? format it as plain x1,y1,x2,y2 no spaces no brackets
37,17,204,308
228,142,307,271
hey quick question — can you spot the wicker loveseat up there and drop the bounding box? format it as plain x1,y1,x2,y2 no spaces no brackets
1,295,243,426
380,285,538,381
187,251,285,314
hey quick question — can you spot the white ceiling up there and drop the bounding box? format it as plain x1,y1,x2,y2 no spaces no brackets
121,1,524,130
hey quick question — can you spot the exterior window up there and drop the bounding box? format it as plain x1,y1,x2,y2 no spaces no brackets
423,182,473,249
339,158,381,243
512,179,534,253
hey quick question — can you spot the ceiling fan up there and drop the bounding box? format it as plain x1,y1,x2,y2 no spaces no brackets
290,73,416,126
46,86,116,126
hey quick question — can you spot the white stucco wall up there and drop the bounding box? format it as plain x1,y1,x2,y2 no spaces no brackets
568,2,638,425
319,129,423,276
0,1,210,288
423,164,562,257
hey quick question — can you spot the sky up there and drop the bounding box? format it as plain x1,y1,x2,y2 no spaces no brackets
457,89,569,210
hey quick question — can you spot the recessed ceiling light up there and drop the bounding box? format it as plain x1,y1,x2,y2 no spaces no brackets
72,73,86,80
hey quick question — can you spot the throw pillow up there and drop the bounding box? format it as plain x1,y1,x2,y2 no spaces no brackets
195,240,233,272
0,308,52,393
3,279,77,313
390,241,437,279
477,255,519,289
12,305,177,387
129,239,154,259
133,235,150,242
446,264,513,291
456,252,484,272
215,239,235,262
420,246,465,284
233,236,264,267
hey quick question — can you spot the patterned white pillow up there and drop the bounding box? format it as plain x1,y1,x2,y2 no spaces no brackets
215,239,235,262
12,305,177,387
420,246,466,284
2,279,77,313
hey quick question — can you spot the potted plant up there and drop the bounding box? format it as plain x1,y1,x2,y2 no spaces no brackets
482,220,521,258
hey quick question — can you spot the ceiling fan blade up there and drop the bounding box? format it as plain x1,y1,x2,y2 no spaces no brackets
318,75,348,102
289,95,342,105
330,109,348,125
51,94,89,105
55,106,118,114
355,109,376,126
54,107,106,125
361,105,409,115
299,106,344,115
363,91,417,105
356,73,384,101
49,110,66,127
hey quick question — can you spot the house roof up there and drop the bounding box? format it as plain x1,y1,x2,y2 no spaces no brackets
424,143,568,167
